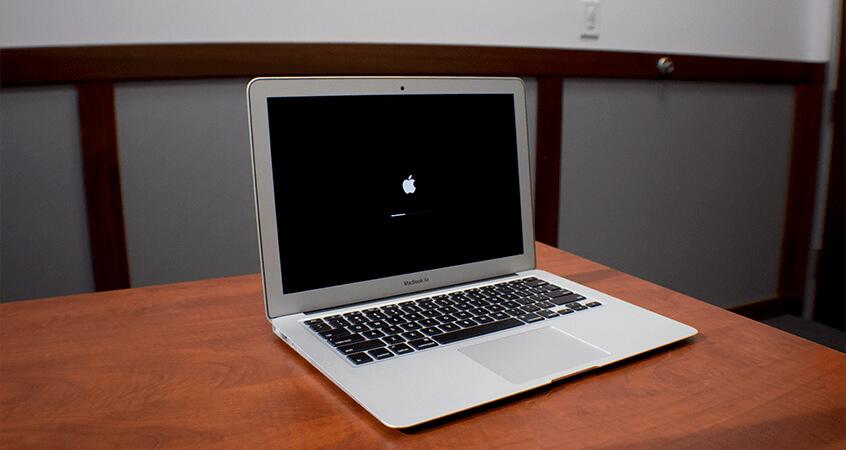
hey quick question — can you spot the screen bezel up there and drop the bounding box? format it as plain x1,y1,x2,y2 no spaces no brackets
247,77,536,319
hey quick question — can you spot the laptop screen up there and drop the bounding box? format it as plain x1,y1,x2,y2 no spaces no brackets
267,94,524,294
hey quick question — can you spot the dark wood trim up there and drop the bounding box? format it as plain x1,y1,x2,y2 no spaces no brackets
778,83,826,299
76,82,130,291
813,5,845,331
534,77,564,246
729,296,803,321
1,43,825,87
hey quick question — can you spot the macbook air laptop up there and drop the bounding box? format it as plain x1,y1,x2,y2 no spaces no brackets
246,76,697,428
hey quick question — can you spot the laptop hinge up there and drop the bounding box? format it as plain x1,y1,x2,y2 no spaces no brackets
300,272,521,316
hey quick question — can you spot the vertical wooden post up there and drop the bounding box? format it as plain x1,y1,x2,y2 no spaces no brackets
76,82,130,291
535,77,564,247
778,83,825,299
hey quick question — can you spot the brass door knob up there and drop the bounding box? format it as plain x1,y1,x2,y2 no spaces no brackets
657,57,675,76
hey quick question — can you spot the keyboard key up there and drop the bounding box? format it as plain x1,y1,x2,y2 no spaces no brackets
435,314,457,323
368,347,394,360
337,339,385,355
549,293,578,305
318,328,350,339
402,331,425,340
522,304,541,313
386,316,406,325
454,311,473,320
433,318,524,345
557,308,574,315
383,334,405,345
569,303,588,311
575,295,587,301
421,309,440,318
326,318,351,328
487,304,505,312
419,318,439,327
506,308,524,317
404,313,424,322
309,322,332,332
347,315,366,325
468,308,489,316
305,319,324,325
409,338,439,350
538,309,559,319
438,323,461,332
456,319,478,328
516,298,535,306
343,311,363,318
389,343,414,355
421,327,443,336
489,311,510,321
329,333,365,347
474,315,495,324
382,326,403,335
347,353,373,365
364,311,387,320
536,301,556,309
400,322,422,331
348,324,369,333
365,312,387,320
362,329,385,339
517,313,544,323
367,320,387,329
586,301,602,308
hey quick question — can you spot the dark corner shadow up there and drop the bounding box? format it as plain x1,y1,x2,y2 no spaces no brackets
591,406,846,450
399,336,701,435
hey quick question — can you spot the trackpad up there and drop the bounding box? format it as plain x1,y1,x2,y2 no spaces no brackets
459,327,610,384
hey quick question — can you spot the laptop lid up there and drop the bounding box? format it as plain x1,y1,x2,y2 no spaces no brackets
248,77,536,319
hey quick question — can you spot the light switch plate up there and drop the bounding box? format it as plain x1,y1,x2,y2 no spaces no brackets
581,0,600,39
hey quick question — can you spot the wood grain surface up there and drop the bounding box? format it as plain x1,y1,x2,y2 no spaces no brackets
76,82,131,292
1,243,844,449
0,43,825,86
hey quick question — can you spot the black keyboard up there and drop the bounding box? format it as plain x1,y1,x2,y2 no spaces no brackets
302,277,602,366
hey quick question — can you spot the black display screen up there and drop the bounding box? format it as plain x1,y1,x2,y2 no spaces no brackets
267,94,524,294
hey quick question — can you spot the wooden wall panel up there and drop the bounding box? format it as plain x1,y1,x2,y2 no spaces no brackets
0,43,828,302
534,77,564,246
76,82,130,291
778,84,825,299
0,44,825,86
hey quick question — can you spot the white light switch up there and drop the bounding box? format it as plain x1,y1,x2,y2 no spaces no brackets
581,0,600,39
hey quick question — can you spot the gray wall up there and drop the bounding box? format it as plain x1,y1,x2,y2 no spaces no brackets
0,86,95,301
115,79,259,287
558,80,793,307
0,78,793,309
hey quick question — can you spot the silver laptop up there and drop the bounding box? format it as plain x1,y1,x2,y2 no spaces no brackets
246,76,697,428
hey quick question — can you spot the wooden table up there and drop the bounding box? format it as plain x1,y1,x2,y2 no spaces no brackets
2,243,844,449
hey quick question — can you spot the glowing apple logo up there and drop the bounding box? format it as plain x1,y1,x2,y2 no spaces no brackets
402,175,416,194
